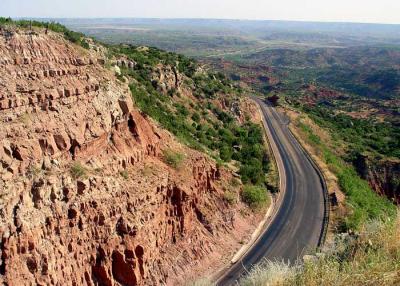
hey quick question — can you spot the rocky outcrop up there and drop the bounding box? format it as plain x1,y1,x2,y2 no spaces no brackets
354,154,400,204
151,64,182,94
0,28,257,285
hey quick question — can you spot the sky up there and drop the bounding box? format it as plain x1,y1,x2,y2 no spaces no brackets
1,0,400,24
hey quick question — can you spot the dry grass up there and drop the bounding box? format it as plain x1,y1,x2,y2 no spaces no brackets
70,162,88,179
240,212,400,286
18,112,32,125
240,261,296,286
186,278,215,286
162,149,185,169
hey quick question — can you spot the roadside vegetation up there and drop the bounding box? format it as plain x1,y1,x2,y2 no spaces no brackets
295,118,396,231
240,212,400,286
241,185,270,210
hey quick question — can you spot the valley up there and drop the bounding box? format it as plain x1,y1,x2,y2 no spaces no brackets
0,19,276,285
0,16,399,286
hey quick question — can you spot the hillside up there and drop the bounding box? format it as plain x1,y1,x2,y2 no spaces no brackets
209,46,400,205
0,20,274,285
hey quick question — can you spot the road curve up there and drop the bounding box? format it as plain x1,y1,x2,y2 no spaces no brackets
217,98,326,285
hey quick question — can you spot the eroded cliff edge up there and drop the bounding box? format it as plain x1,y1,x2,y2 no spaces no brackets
0,28,261,285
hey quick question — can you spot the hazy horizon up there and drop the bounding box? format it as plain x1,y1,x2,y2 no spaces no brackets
1,0,400,25
6,17,400,26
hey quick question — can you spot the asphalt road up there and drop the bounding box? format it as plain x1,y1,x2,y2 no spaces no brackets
217,98,326,285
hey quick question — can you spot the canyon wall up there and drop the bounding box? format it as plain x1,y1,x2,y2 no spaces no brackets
0,28,257,285
354,154,400,205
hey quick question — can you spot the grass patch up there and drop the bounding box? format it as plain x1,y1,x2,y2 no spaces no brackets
19,112,32,125
162,149,185,169
224,191,237,205
70,162,87,179
120,170,129,180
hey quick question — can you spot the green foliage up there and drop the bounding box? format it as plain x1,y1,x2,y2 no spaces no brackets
298,120,396,230
70,162,87,179
109,45,196,76
191,112,201,122
162,149,185,169
120,170,129,180
220,145,233,161
0,18,90,49
242,185,269,210
112,43,270,186
193,73,234,99
303,105,400,159
224,191,237,205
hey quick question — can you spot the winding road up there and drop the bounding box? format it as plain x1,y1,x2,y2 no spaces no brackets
217,98,327,285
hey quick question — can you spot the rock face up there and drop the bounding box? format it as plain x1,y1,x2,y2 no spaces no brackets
0,29,257,285
151,64,182,94
354,154,400,204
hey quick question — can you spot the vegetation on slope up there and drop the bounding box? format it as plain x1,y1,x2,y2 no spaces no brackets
0,18,273,208
294,117,396,231
0,17,90,48
301,105,400,159
109,45,271,191
240,212,400,286
242,185,270,210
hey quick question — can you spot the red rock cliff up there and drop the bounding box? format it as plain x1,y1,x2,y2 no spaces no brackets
0,29,258,285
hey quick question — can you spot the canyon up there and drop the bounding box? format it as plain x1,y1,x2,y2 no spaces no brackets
0,27,261,285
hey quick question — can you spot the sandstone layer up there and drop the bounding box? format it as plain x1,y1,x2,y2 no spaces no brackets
0,28,258,285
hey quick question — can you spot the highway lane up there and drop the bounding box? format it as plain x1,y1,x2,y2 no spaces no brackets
217,98,326,285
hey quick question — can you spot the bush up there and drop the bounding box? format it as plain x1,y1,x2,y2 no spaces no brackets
70,162,87,179
242,185,269,210
224,191,237,205
220,145,233,162
240,159,265,185
162,149,185,169
120,170,129,180
191,112,201,123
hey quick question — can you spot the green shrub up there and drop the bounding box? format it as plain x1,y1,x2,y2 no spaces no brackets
220,145,233,162
230,178,241,187
70,162,87,179
240,159,265,185
120,170,129,180
191,112,201,122
224,191,237,205
242,185,269,210
163,149,185,169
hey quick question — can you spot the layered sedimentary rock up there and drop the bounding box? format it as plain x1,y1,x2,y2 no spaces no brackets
0,28,257,285
354,154,400,205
